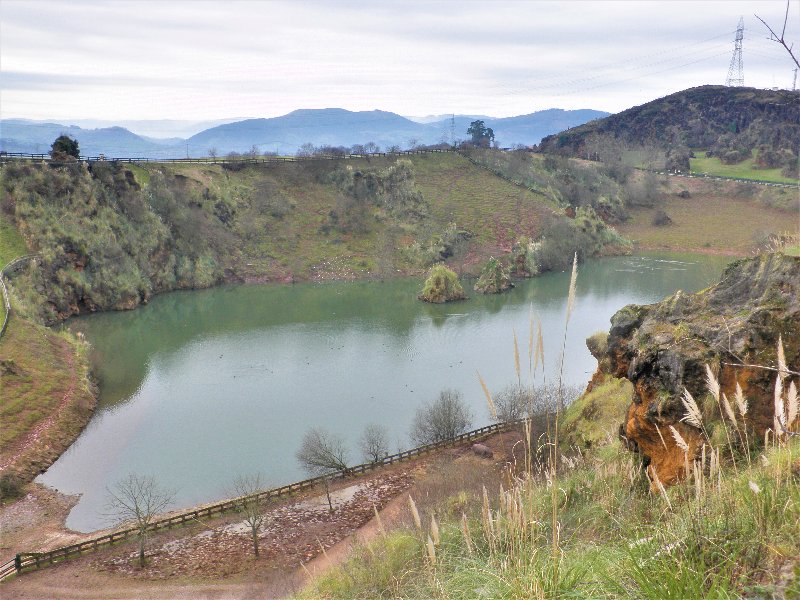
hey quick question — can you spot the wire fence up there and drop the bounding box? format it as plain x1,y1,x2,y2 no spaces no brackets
1,419,521,580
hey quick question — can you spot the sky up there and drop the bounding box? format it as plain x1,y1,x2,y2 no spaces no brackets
1,0,798,132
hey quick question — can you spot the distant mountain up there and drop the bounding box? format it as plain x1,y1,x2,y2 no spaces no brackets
427,109,610,148
537,85,800,158
186,109,442,155
1,106,610,158
0,120,186,158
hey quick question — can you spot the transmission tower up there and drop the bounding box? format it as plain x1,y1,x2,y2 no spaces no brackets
793,67,798,92
725,17,745,86
450,114,455,147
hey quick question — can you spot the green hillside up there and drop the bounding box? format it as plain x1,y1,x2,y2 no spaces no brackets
3,153,611,323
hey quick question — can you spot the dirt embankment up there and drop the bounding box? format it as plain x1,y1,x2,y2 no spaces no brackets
0,430,524,600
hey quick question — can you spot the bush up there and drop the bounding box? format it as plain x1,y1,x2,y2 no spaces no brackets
419,264,466,303
651,209,672,227
410,389,472,445
474,257,513,294
0,473,23,501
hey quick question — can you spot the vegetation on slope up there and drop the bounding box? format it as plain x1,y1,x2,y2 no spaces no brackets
538,85,800,176
1,152,627,323
0,314,95,494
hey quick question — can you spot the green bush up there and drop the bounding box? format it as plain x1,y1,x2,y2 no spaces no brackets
474,256,513,294
419,264,466,303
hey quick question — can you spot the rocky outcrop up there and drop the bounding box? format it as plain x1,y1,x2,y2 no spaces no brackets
598,253,800,485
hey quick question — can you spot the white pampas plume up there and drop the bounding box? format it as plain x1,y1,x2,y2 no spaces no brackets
430,515,440,546
680,389,703,429
721,393,736,423
478,371,496,420
565,252,578,325
408,495,421,530
787,381,798,427
513,330,521,383
774,376,785,432
735,382,747,416
426,535,436,565
777,335,788,381
669,425,689,452
748,481,761,495
705,364,720,402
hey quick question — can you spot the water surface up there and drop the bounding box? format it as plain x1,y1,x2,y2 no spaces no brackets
39,252,733,531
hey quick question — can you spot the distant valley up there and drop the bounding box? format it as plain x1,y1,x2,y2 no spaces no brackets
0,107,608,158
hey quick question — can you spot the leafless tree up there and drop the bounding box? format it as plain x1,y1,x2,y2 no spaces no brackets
232,474,267,557
359,423,389,463
296,427,350,512
363,141,380,154
756,1,800,69
208,147,218,159
410,389,473,446
106,474,174,567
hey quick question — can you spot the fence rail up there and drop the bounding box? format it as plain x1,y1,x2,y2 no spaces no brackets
0,255,39,339
2,419,518,580
0,148,454,166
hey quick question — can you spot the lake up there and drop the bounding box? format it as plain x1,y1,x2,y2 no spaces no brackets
38,252,733,532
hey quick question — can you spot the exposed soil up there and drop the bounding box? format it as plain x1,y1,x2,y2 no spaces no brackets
0,430,524,599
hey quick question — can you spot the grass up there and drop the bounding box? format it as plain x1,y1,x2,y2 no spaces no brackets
0,214,28,267
0,309,95,483
616,176,798,254
299,421,799,600
689,152,799,185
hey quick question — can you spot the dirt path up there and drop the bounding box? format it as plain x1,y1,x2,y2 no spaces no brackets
1,431,523,599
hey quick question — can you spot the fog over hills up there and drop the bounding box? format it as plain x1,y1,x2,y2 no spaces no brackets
1,107,609,158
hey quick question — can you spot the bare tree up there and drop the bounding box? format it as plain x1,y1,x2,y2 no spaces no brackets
756,1,800,69
208,147,218,159
492,384,535,422
363,141,380,154
232,474,267,557
296,427,350,512
410,389,473,446
359,423,389,463
106,474,174,567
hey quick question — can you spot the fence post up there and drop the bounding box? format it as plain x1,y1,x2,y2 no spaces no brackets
14,554,21,573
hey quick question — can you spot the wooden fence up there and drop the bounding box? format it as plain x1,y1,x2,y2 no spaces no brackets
0,255,39,339
0,148,454,166
1,420,519,580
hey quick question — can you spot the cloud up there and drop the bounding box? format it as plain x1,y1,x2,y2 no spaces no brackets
1,0,798,121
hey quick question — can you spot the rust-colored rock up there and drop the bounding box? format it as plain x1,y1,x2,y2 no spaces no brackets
600,253,800,485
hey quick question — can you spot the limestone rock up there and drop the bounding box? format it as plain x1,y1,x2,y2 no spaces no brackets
600,253,800,485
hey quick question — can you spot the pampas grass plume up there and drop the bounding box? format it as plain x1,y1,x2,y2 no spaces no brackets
408,495,421,530
478,371,497,420
680,389,703,429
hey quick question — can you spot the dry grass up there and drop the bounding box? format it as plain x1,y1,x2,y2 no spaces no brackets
616,178,797,254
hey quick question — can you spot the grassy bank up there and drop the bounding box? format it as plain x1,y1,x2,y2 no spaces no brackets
0,310,95,492
689,153,799,185
300,418,799,599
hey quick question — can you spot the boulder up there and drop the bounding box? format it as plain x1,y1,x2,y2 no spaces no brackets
599,253,800,485
472,443,493,459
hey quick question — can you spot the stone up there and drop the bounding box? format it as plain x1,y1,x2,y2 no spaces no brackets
598,253,800,486
472,443,493,459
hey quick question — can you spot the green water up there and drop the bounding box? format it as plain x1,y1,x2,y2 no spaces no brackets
39,252,733,532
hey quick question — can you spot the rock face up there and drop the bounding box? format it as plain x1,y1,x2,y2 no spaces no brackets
597,253,800,485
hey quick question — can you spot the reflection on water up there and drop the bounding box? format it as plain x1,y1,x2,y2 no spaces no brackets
39,252,733,531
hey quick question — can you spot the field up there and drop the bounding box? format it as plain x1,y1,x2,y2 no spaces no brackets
616,175,798,254
689,152,799,185
0,214,29,323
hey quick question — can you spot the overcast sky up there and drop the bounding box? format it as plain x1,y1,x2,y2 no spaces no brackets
1,0,798,128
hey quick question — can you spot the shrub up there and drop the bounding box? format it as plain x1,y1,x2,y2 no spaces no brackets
419,264,466,303
474,257,513,294
651,209,672,227
0,473,23,501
